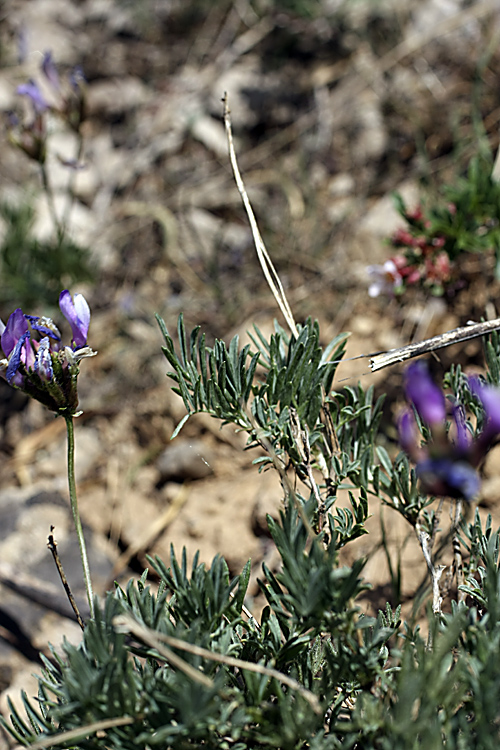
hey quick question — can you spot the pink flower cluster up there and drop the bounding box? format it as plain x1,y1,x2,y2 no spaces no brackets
367,203,456,298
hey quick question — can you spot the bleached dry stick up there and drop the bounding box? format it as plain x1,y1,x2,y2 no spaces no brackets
370,317,500,372
223,93,298,337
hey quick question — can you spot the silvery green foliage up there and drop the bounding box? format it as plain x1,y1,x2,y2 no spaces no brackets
5,319,500,748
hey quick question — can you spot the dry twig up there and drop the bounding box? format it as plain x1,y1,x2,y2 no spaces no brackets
223,94,298,337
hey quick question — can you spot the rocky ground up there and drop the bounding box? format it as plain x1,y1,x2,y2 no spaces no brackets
1,0,500,742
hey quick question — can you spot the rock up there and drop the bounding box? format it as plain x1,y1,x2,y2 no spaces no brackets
358,180,420,238
154,470,282,573
482,443,500,477
156,439,215,482
480,475,500,508
86,77,150,118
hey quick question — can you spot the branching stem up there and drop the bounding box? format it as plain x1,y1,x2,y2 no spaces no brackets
452,499,465,602
416,516,445,649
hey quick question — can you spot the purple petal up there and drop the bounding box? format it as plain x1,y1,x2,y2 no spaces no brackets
41,51,60,90
17,80,49,114
470,377,500,433
417,457,480,502
6,331,30,384
59,290,90,348
34,337,53,381
398,410,418,454
452,404,471,453
405,361,446,426
25,314,61,341
1,309,28,356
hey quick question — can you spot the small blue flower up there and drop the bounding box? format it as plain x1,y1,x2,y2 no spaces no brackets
16,80,49,114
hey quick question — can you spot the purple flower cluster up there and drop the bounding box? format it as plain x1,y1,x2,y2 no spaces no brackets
9,51,86,164
0,291,96,417
399,361,500,502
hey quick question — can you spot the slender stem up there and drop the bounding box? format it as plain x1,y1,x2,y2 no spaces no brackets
40,162,64,242
429,498,444,547
47,528,85,630
452,499,465,602
65,415,94,619
416,515,445,650
62,130,84,230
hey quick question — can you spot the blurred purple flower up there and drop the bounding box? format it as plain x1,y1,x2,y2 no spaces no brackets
452,404,471,453
469,377,500,448
17,26,28,65
16,80,49,114
398,410,419,456
41,51,60,90
417,457,480,502
398,361,500,502
405,361,446,427
69,65,86,92
6,111,20,129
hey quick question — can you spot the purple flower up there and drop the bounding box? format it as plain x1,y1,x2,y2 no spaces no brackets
25,315,61,341
417,458,480,503
398,361,500,502
397,410,420,457
59,291,90,349
1,308,29,357
451,404,471,453
69,65,86,92
469,377,500,445
41,51,60,91
16,80,49,114
405,361,446,426
5,331,32,387
0,292,96,416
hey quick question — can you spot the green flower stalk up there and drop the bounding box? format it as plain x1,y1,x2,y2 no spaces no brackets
0,290,97,619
